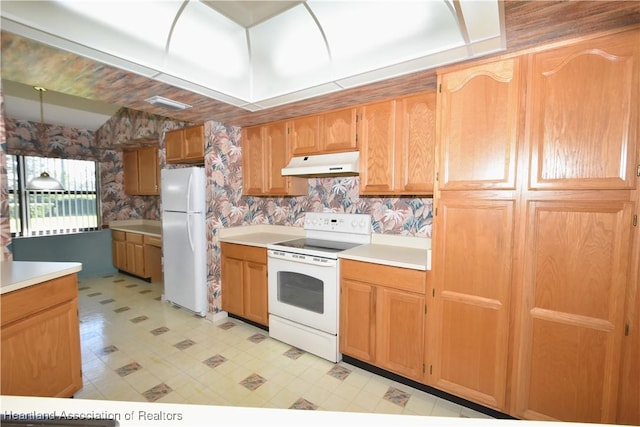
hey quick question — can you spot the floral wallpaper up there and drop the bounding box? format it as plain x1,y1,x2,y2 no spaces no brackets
1,104,433,315
205,121,433,314
0,89,11,260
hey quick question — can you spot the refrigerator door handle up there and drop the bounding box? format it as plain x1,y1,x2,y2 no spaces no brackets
187,214,195,252
186,172,193,212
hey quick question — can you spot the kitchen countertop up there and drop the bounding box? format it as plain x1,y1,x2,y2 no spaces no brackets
109,220,161,237
339,244,430,271
0,261,83,294
218,224,431,270
218,224,305,247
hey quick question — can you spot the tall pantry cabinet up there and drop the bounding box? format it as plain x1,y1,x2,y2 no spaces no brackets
430,57,524,411
512,29,639,424
433,27,639,424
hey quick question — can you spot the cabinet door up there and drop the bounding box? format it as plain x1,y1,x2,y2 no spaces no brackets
438,57,522,190
513,198,634,423
289,116,321,156
359,100,397,194
340,278,376,362
112,232,127,271
221,255,245,316
528,30,639,190
377,287,425,381
184,124,205,162
243,261,268,326
165,129,184,163
430,195,515,411
264,121,292,195
395,91,436,194
1,299,82,397
137,146,159,195
242,126,265,195
132,242,146,277
122,150,139,195
321,107,358,153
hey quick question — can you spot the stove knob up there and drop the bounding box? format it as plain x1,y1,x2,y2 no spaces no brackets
351,219,358,228
360,220,368,228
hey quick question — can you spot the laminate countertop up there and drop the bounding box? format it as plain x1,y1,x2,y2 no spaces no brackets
109,220,161,238
218,224,431,271
0,261,82,295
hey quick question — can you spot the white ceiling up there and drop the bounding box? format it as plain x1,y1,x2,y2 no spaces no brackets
0,0,505,117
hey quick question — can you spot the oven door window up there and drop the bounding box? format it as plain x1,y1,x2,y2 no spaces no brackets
277,271,324,314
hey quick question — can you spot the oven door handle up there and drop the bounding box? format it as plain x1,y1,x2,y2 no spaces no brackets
268,250,336,267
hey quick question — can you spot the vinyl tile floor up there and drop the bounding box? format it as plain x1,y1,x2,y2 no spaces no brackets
74,273,493,419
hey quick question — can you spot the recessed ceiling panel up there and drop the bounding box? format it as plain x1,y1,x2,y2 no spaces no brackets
165,1,251,100
250,4,331,100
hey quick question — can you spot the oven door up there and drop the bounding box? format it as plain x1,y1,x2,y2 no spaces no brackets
267,249,338,334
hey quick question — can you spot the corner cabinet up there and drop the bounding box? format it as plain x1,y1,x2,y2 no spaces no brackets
112,230,162,282
242,121,306,196
1,274,82,397
340,259,427,381
221,242,269,326
359,91,436,195
165,124,205,164
123,145,159,195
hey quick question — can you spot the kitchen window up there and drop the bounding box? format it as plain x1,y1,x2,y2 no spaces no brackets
6,155,100,237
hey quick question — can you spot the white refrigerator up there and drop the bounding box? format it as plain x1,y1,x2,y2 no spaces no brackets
161,167,207,317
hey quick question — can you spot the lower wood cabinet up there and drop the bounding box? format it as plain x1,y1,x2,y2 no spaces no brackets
221,242,268,326
1,274,82,397
340,259,426,381
111,230,162,281
511,197,635,424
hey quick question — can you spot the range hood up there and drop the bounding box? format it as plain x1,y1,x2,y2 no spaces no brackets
281,151,360,177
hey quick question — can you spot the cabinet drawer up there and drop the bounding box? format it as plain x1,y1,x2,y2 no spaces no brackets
125,232,144,244
341,259,426,294
144,235,162,247
1,274,78,326
221,242,266,263
112,230,126,241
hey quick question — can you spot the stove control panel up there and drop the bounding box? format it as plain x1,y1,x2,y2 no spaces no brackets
304,212,371,235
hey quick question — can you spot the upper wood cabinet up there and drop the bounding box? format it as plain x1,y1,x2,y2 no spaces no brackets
358,99,397,194
242,121,306,196
289,115,322,156
395,92,437,194
123,145,159,195
289,107,358,156
437,57,523,191
527,30,639,190
165,124,205,164
321,107,358,153
359,92,436,195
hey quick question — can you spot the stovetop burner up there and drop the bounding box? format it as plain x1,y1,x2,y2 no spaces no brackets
267,212,372,259
274,238,362,254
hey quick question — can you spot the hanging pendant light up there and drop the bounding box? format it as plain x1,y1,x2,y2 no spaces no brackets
26,86,65,191
26,171,65,191
34,86,48,144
